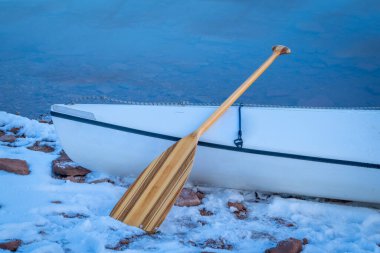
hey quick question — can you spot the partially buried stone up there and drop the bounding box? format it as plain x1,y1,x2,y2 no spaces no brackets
9,127,20,135
0,134,17,143
0,239,22,252
203,239,233,250
227,201,248,219
265,238,304,253
52,151,91,183
175,188,202,207
0,158,30,175
271,217,295,227
199,208,213,216
52,160,91,177
27,141,55,153
53,159,91,177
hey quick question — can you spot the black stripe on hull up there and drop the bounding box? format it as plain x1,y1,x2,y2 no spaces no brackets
50,110,380,170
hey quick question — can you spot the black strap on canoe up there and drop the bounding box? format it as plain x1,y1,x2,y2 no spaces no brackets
234,104,244,148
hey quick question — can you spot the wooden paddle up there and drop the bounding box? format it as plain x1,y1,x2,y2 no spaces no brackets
110,45,291,233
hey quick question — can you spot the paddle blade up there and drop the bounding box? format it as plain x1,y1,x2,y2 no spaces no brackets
110,134,198,233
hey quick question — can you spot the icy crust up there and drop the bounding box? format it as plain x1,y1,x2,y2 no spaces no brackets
0,111,57,146
1,111,380,253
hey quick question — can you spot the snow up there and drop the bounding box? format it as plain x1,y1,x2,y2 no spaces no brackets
1,112,380,252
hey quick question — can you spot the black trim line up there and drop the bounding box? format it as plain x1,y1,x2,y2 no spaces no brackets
51,110,380,169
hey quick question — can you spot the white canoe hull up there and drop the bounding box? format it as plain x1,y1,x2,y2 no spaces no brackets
51,104,380,203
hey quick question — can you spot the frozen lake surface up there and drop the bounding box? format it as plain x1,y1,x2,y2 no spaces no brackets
0,0,379,118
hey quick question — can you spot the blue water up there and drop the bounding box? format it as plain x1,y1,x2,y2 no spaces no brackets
1,0,379,118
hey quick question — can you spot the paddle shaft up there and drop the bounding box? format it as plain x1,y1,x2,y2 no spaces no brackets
194,45,290,137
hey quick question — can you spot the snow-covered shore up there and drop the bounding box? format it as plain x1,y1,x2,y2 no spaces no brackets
0,111,380,253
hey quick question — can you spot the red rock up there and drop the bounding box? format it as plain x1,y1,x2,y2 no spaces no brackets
9,127,20,135
0,135,17,143
0,158,30,175
0,239,22,252
271,217,295,227
52,151,91,182
196,190,205,200
175,188,202,207
265,238,303,253
52,160,91,177
106,236,141,251
57,151,71,161
199,208,213,216
203,239,232,250
107,238,131,250
27,141,55,153
38,120,52,124
227,201,248,219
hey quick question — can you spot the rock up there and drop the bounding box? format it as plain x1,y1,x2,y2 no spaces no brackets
196,190,205,200
106,236,141,251
265,238,303,253
271,217,295,227
107,238,131,251
302,238,308,245
0,135,17,143
199,208,213,216
0,130,4,137
53,161,91,177
227,201,248,219
52,151,91,183
203,238,232,250
251,231,276,242
89,178,115,184
51,200,62,204
189,238,232,250
52,160,91,177
9,127,20,135
38,120,52,124
27,141,55,153
0,158,30,175
61,213,88,219
58,150,71,161
0,239,22,252
175,188,202,207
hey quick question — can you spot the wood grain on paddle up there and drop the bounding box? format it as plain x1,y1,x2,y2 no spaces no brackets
110,45,291,233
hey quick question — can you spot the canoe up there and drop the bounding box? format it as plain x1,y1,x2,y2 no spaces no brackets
51,103,380,204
